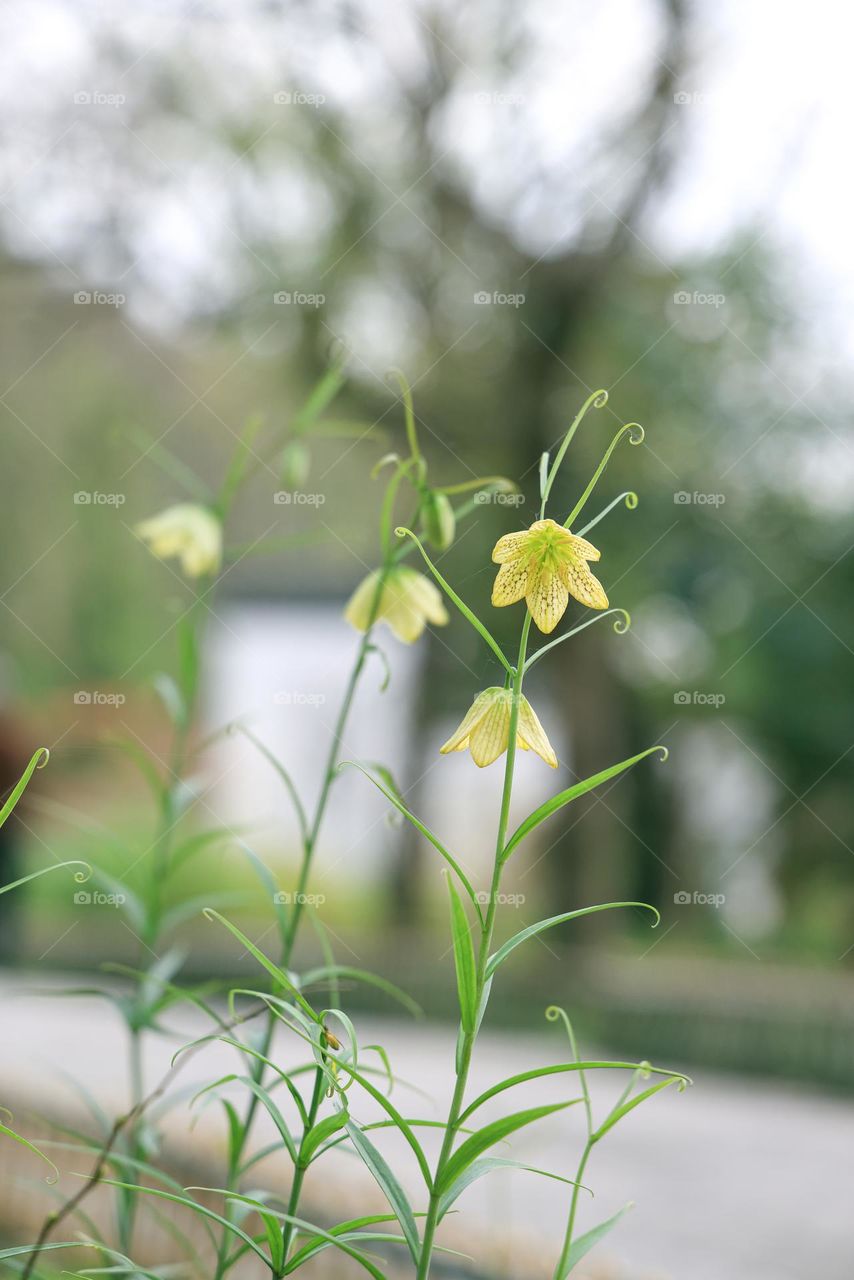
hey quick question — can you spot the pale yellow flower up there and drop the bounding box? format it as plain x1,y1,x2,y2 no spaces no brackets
345,567,449,644
491,518,607,633
136,504,222,578
440,687,557,768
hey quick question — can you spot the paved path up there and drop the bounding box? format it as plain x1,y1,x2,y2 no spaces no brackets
2,974,852,1279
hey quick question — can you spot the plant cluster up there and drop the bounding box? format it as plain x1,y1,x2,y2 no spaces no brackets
1,372,687,1280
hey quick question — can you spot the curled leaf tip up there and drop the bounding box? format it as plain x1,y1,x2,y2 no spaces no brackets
626,423,645,445
592,389,609,408
545,1004,563,1023
625,491,639,510
613,609,631,634
654,745,669,763
73,863,93,885
35,747,50,770
394,525,413,540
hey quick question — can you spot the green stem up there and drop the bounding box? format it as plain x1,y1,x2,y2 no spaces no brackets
279,1067,325,1270
553,1140,593,1280
417,614,532,1280
212,551,402,1280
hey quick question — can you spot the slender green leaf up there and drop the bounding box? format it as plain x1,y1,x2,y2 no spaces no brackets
0,859,90,898
193,1074,297,1161
345,1121,419,1263
459,1063,689,1125
486,903,659,978
342,762,481,919
447,879,477,1033
94,1180,271,1266
301,1110,347,1165
394,527,513,675
559,1203,633,1277
593,1076,684,1143
203,909,319,1022
438,1102,579,1193
502,747,668,861
438,1157,583,1219
0,747,49,829
0,1123,58,1181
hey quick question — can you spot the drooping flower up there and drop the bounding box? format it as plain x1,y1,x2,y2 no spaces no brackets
491,518,607,633
135,504,223,578
345,566,449,643
440,687,557,768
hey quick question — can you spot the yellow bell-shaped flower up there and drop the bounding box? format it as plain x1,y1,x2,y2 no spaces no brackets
136,504,222,578
440,687,557,768
345,567,449,644
491,518,607,633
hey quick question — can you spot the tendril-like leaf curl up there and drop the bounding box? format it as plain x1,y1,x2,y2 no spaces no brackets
564,423,645,530
577,490,638,538
523,608,631,672
540,389,609,516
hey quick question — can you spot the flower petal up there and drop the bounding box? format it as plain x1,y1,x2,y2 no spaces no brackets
560,559,609,610
526,569,569,633
567,533,601,562
383,594,427,643
517,698,558,768
401,570,449,626
439,688,499,755
468,694,512,767
492,530,530,564
344,571,382,633
491,557,529,608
